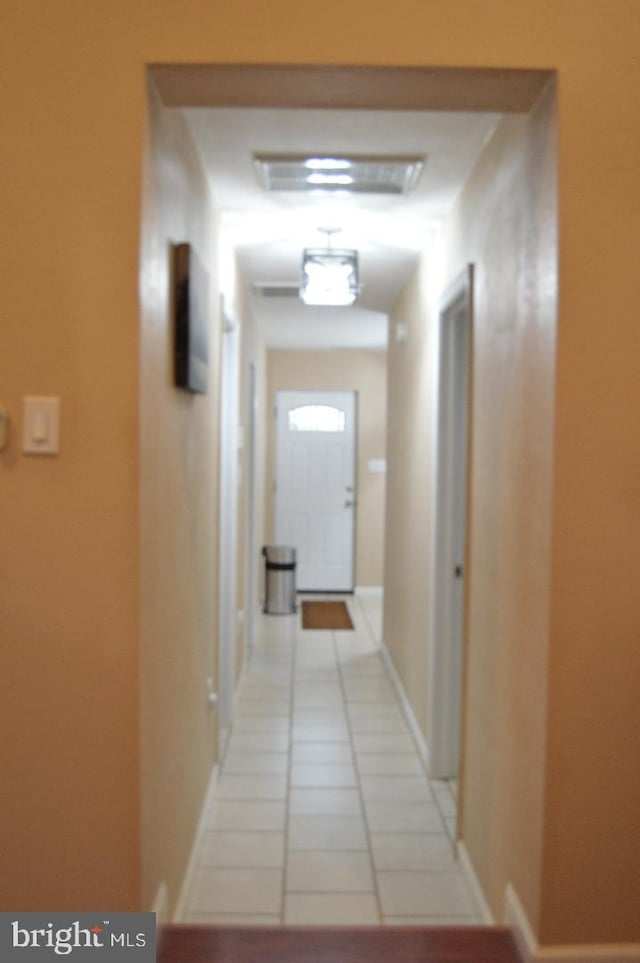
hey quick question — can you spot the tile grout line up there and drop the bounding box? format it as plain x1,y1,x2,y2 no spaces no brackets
357,603,477,917
190,596,474,924
344,595,474,921
334,608,385,925
280,612,299,923
370,616,456,846
354,592,377,645
221,623,294,920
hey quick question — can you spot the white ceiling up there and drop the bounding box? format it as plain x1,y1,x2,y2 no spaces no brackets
183,107,500,349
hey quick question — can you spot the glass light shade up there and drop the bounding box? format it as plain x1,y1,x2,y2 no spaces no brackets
300,248,359,306
306,173,354,186
304,157,352,171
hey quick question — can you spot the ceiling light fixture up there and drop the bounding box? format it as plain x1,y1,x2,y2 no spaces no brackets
300,228,359,307
254,154,425,195
304,157,352,171
307,172,354,186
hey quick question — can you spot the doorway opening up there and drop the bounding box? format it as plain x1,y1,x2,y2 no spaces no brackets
428,266,473,790
141,62,556,927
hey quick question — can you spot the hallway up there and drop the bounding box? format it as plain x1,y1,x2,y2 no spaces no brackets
178,594,480,926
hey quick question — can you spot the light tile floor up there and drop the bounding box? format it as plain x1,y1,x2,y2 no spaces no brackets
180,593,477,926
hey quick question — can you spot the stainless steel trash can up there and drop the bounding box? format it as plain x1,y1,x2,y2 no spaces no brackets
262,545,297,615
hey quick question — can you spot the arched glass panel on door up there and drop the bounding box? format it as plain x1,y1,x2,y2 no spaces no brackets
288,404,346,433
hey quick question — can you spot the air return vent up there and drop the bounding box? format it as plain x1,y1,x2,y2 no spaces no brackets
254,154,425,195
253,282,301,298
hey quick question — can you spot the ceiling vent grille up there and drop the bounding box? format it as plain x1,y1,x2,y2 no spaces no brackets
253,282,301,298
254,154,425,195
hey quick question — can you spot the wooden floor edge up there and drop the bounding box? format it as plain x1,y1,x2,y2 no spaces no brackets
158,924,522,963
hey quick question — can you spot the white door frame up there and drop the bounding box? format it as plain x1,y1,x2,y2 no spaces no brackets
427,265,473,779
244,361,258,658
218,296,240,729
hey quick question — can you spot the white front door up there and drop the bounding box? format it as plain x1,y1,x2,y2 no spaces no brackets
275,390,356,592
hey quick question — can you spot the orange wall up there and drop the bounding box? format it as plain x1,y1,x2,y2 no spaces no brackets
541,30,640,949
0,6,144,911
138,79,220,916
1,0,639,946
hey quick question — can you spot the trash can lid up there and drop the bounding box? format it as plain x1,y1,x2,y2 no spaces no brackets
263,545,296,563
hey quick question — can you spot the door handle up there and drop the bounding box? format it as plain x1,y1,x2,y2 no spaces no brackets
345,500,355,508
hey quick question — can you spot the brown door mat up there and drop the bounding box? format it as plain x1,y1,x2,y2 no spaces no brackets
301,600,354,630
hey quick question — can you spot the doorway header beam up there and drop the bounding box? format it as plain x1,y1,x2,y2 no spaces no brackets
150,64,553,113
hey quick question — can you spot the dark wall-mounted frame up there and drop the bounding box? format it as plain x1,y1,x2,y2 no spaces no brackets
172,242,209,394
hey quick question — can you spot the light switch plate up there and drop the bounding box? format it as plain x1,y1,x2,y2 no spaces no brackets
23,396,61,455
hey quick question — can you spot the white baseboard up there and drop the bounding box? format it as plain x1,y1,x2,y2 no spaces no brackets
381,642,497,926
173,762,219,922
380,642,430,770
151,881,169,929
505,883,640,963
355,585,383,597
457,841,494,924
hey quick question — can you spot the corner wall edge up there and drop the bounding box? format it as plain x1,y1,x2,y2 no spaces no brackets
173,762,219,922
504,883,640,963
380,641,430,771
